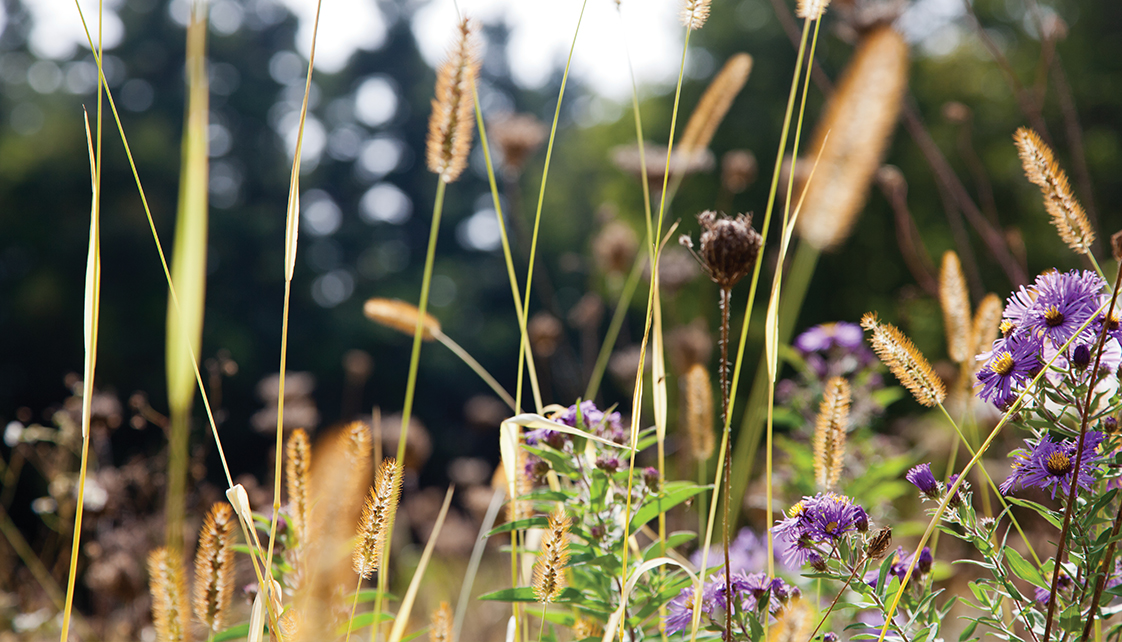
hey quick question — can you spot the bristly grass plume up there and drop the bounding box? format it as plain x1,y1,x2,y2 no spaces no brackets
970,293,1003,374
148,547,189,642
861,312,946,407
677,53,753,161
682,362,715,461
426,18,479,184
1014,126,1095,256
939,251,972,364
193,502,236,634
531,506,572,603
430,601,453,642
353,458,404,580
364,298,441,341
680,0,711,31
813,376,850,491
795,0,830,19
285,428,311,545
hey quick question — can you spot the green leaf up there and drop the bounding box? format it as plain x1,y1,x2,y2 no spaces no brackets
339,610,396,633
1004,547,1047,588
489,515,549,536
213,623,250,642
628,482,709,532
642,531,696,562
479,587,583,603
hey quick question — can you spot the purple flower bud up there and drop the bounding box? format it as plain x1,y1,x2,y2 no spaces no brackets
1072,344,1091,369
595,456,620,474
642,467,660,490
906,463,940,499
916,546,933,575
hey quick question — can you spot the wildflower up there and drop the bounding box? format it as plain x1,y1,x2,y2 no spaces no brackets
690,527,768,573
595,456,620,474
999,432,1103,499
642,467,660,490
556,400,624,443
975,334,1039,406
906,463,939,499
795,321,865,353
947,473,966,507
1021,270,1105,347
773,493,867,567
807,494,862,542
664,586,707,635
865,546,933,589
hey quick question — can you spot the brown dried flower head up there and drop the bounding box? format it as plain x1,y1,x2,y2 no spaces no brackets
364,298,442,341
813,376,851,491
796,0,831,19
148,547,189,642
680,0,711,30
592,221,640,276
286,428,312,545
194,502,237,633
865,525,893,560
861,312,946,407
489,113,547,175
426,18,479,183
532,506,572,603
938,251,972,364
682,362,715,461
430,601,453,642
681,210,762,289
721,149,758,195
1013,126,1095,255
353,458,403,579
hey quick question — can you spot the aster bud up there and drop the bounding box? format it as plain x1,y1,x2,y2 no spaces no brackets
1072,344,1091,369
853,505,869,533
810,555,828,573
824,634,839,642
692,211,763,289
642,467,660,490
1103,416,1119,434
595,456,620,474
916,547,933,575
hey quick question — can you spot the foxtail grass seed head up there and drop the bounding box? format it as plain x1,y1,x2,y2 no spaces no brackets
680,0,711,30
794,26,909,251
364,298,442,341
721,149,757,194
813,376,851,491
148,547,189,642
865,526,893,560
572,618,603,639
681,211,762,289
193,502,236,633
1014,126,1095,255
861,312,947,407
286,428,312,545
796,0,831,20
939,251,972,364
532,507,572,603
426,18,479,183
769,597,812,642
430,601,453,642
971,294,1003,371
353,458,403,579
678,54,753,159
682,362,715,461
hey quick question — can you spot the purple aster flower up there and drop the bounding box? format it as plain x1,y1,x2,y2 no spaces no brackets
807,494,861,542
523,428,565,449
976,334,1040,405
947,473,965,507
795,321,865,353
1022,270,1105,347
556,400,626,444
664,586,705,635
865,546,933,589
703,573,753,613
906,463,940,499
1003,284,1039,330
739,573,792,614
1095,304,1122,344
1000,432,1104,499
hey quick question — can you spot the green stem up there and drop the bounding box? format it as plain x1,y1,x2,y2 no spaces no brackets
585,255,644,401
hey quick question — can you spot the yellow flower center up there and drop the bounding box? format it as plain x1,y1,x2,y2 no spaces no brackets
1000,320,1015,337
991,352,1015,376
1044,306,1065,327
1045,451,1072,477
825,521,839,534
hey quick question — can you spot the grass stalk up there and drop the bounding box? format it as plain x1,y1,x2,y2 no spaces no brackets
387,486,454,642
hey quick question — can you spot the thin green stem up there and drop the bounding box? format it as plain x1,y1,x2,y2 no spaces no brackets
436,332,517,411
585,256,644,401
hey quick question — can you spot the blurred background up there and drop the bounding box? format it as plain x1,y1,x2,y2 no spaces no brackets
1,0,1120,636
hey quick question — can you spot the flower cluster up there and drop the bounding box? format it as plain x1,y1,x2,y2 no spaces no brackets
772,493,869,569
864,546,933,590
999,431,1104,499
664,572,798,636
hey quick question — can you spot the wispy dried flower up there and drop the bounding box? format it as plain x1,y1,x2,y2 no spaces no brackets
353,458,403,579
682,362,715,461
796,0,831,20
532,507,572,603
813,376,851,490
1013,127,1095,255
364,298,442,341
611,143,713,196
971,294,1003,371
426,19,479,183
430,601,453,642
721,150,757,194
861,312,946,407
148,547,189,642
681,211,762,289
864,525,893,560
678,54,753,159
680,0,711,30
528,312,563,358
939,251,972,364
794,26,908,251
489,113,547,175
286,428,312,545
193,503,236,633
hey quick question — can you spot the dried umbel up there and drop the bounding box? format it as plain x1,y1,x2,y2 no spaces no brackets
194,502,236,633
286,428,312,545
1014,126,1095,255
353,458,403,579
532,507,572,603
592,220,639,276
794,26,909,251
678,54,754,160
148,547,189,642
364,298,442,341
489,113,547,175
861,313,946,407
426,18,479,183
680,0,711,30
682,362,715,461
680,211,763,289
430,601,453,642
865,525,893,560
939,251,972,364
796,0,831,20
813,376,851,491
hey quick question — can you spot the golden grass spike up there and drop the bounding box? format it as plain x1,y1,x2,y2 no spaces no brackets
148,547,189,642
861,312,946,407
426,18,479,184
531,506,572,603
1013,126,1095,255
353,458,404,579
678,54,753,159
939,251,972,364
680,0,711,30
572,617,603,640
971,293,1004,369
682,362,715,461
285,428,312,545
194,502,236,633
796,0,830,19
364,298,442,341
767,596,813,642
812,376,851,491
430,601,453,642
794,26,909,251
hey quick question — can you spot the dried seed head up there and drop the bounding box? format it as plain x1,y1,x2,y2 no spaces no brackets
572,617,603,640
667,320,713,375
426,19,479,183
1013,127,1095,255
286,428,312,545
794,26,909,251
939,251,972,363
592,221,640,276
194,503,236,633
353,458,403,579
531,506,572,603
796,0,831,19
1112,230,1122,262
813,376,851,491
678,54,754,160
528,312,563,358
970,294,1003,373
489,113,547,175
148,547,189,642
506,446,535,523
769,596,813,642
721,149,757,194
430,601,453,642
861,312,946,407
680,0,711,30
682,362,715,461
690,210,763,289
364,298,442,341
864,526,893,560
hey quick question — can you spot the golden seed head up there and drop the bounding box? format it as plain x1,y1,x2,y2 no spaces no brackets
430,601,453,642
1013,126,1095,255
796,0,831,19
971,294,1004,370
572,617,604,640
353,458,404,579
531,506,572,603
148,547,189,642
813,376,851,491
861,312,947,407
939,251,972,363
193,502,236,633
426,18,479,183
286,428,312,545
682,362,715,461
680,0,711,30
769,596,813,642
678,54,754,159
364,298,442,341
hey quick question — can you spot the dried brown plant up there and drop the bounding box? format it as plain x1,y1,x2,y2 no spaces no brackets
426,18,479,184
353,458,404,579
861,312,947,407
939,251,972,364
1013,126,1095,255
193,502,236,633
148,547,189,642
489,113,547,175
813,376,851,491
364,298,442,341
531,507,572,603
682,362,715,461
680,0,711,30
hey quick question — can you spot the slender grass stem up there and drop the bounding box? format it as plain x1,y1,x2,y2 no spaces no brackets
344,574,364,642
436,332,517,411
585,256,645,401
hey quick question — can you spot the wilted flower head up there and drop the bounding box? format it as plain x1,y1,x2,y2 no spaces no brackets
680,211,763,289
